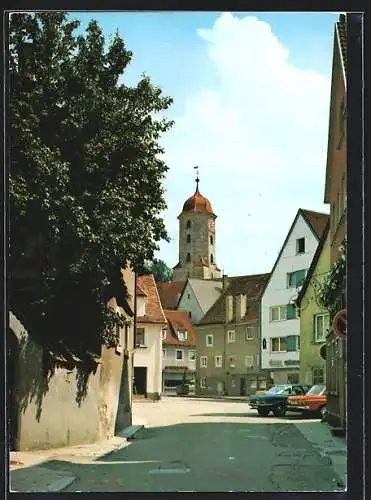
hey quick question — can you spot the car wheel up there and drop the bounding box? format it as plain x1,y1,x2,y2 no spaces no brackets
319,406,328,421
273,405,286,417
257,407,270,417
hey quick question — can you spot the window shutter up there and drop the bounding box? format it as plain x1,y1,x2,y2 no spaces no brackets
313,315,316,342
286,304,296,320
296,269,306,286
287,335,296,352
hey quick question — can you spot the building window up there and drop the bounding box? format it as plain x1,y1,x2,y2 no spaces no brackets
187,293,190,299
245,355,254,368
176,349,184,360
188,311,192,318
270,305,287,322
135,327,146,347
200,377,207,388
210,254,214,264
162,329,166,341
186,220,191,229
186,234,191,243
229,356,236,368
296,238,305,254
215,355,223,368
231,376,236,388
246,326,255,340
262,338,267,349
189,350,196,361
287,335,300,352
312,367,325,385
287,372,299,384
186,253,191,262
271,337,287,352
162,348,166,358
227,330,235,343
210,235,214,245
177,330,188,341
200,356,208,368
206,334,214,347
314,313,330,342
287,269,306,288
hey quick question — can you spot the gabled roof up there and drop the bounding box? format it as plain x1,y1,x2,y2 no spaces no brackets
156,281,186,310
136,275,167,324
179,278,223,315
260,209,329,299
296,221,330,307
337,14,347,79
163,309,196,347
324,14,347,203
300,210,330,240
136,282,147,296
198,273,270,325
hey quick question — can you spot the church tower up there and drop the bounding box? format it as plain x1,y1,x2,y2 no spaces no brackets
172,170,221,281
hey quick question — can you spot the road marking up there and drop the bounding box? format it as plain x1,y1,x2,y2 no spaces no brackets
149,468,191,474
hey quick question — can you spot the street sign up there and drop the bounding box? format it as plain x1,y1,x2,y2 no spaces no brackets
332,309,347,339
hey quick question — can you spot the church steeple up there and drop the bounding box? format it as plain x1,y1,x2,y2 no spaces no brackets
172,168,221,281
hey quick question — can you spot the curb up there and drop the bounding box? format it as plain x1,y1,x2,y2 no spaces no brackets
117,424,144,442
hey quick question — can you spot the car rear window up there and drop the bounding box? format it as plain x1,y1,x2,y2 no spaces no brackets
306,384,326,395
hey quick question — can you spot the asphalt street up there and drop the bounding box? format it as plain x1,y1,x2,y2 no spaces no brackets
35,396,346,492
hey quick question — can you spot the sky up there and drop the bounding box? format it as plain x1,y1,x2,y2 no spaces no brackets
71,11,339,277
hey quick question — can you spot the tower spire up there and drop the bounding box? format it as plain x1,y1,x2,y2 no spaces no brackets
194,166,200,193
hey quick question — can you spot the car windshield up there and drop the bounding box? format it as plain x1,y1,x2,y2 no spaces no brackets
306,384,325,395
267,385,290,394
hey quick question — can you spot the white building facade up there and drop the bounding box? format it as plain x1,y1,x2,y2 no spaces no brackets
260,210,329,385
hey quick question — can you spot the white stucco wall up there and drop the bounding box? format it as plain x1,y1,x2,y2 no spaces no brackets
134,323,163,395
261,214,320,372
177,282,204,324
162,345,196,372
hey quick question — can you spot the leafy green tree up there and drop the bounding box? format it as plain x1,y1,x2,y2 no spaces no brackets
139,258,173,282
9,13,173,357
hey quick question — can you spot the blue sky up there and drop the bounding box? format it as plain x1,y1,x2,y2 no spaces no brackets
70,11,340,276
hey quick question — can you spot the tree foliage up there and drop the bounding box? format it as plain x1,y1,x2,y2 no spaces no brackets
139,258,173,282
314,238,347,315
9,13,173,358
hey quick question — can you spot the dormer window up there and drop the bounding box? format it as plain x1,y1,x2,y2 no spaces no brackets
186,220,191,229
177,330,188,341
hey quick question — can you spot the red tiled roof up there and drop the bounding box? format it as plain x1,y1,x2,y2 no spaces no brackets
163,309,196,347
198,257,208,267
182,183,215,215
136,282,147,296
136,275,167,324
300,209,330,239
156,281,186,310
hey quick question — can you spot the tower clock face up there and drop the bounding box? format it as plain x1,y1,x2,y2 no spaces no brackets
208,219,215,231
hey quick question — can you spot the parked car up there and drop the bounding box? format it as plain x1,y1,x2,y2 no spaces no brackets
250,384,308,417
287,384,327,418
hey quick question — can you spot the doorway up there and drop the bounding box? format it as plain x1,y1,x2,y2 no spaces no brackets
240,377,246,396
134,367,147,396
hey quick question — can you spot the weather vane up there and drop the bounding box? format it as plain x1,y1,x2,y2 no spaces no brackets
194,166,200,187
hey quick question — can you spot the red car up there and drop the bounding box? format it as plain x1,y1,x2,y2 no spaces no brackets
287,384,327,418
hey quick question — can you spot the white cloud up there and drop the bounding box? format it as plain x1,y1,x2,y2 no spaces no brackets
157,13,331,275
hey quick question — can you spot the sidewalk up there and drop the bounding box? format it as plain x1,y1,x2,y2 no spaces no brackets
294,421,347,488
9,425,143,492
